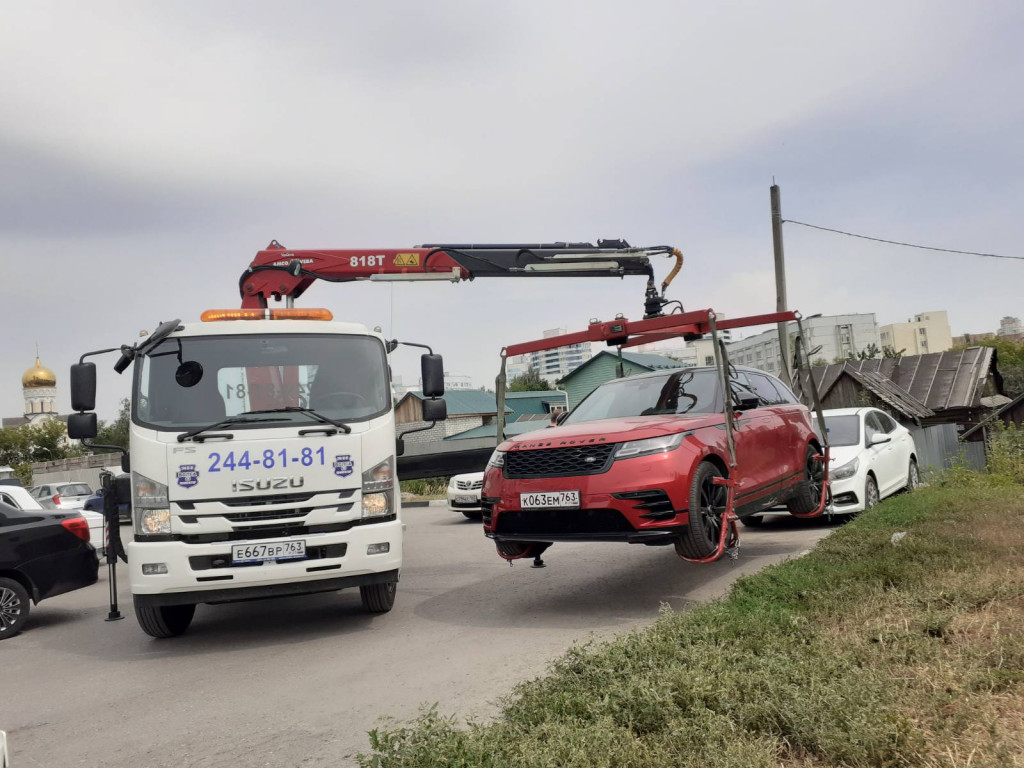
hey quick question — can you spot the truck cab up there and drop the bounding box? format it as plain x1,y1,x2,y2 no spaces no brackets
70,310,446,637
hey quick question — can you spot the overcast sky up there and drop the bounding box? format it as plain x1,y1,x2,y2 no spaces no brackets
2,1,1022,420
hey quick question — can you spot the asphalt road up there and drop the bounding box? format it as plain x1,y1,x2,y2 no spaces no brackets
1,508,836,767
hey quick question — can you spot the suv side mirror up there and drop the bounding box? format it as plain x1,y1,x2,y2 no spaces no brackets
737,394,759,411
421,354,444,398
70,362,97,412
422,397,447,422
67,412,98,440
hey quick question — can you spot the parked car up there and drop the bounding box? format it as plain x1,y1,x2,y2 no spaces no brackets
29,482,94,511
447,472,484,519
0,500,100,639
1,485,105,557
83,479,132,524
483,366,825,562
815,407,919,515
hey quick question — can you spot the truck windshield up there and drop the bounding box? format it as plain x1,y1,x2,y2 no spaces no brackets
564,369,719,424
134,334,389,430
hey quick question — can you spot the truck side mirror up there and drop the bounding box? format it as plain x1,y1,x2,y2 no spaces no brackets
421,354,444,397
422,397,447,422
114,474,133,505
70,362,97,412
67,412,98,440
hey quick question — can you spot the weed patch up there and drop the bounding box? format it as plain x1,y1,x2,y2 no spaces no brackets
361,480,1024,767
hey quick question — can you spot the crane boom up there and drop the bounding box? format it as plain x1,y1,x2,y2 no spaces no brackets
239,239,683,316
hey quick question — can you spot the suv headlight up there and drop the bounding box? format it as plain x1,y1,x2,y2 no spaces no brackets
362,457,394,518
613,433,684,460
487,450,506,468
132,472,170,536
831,457,860,480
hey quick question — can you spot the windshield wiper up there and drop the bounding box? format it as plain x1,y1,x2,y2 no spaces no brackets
240,406,352,434
177,415,281,443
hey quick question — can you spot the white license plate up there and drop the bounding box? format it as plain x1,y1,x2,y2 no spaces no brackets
232,539,306,564
520,491,580,509
455,495,477,504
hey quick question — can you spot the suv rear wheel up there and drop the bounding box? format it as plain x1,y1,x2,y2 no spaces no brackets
786,444,825,516
676,461,727,560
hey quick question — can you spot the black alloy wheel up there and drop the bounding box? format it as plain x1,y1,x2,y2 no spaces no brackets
0,578,30,639
676,461,728,559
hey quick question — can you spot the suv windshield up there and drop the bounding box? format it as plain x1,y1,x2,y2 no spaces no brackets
564,369,719,425
135,334,390,430
814,414,861,446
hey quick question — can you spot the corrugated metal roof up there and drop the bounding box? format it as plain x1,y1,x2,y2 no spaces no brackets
398,390,510,415
842,369,934,420
444,421,548,440
814,347,996,413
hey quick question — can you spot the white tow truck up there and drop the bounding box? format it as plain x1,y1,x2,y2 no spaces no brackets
68,240,681,637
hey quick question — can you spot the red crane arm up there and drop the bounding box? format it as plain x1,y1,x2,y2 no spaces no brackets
239,240,683,311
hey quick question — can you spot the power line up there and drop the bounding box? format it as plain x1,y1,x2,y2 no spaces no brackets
782,219,1024,261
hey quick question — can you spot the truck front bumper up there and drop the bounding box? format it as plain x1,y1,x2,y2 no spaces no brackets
127,518,402,600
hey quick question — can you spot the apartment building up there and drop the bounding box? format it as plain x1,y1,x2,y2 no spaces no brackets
727,313,880,374
505,328,594,383
879,311,953,356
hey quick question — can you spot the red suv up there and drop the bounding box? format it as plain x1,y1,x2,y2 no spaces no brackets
482,366,823,562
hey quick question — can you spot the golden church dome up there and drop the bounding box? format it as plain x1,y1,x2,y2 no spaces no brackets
22,357,57,388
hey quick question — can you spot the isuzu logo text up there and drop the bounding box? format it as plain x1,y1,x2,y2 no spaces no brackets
231,477,305,492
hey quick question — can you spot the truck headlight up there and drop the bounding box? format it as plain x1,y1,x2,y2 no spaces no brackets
613,433,683,460
362,457,394,518
133,472,170,536
487,450,506,468
831,457,860,480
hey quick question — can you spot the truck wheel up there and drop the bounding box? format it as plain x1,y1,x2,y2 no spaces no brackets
133,598,196,638
676,461,727,560
786,444,825,516
462,511,483,520
0,577,31,640
360,581,397,613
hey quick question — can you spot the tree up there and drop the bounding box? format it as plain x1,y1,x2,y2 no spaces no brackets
93,398,130,452
0,419,85,486
882,345,906,359
855,343,881,361
508,368,552,392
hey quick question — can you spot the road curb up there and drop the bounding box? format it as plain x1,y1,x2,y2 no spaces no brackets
402,499,448,508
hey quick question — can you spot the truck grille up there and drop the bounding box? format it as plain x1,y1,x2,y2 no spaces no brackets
504,444,615,479
495,508,634,535
455,479,483,491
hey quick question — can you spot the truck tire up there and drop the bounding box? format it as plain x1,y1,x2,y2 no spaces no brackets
786,444,825,516
0,577,31,640
133,598,196,638
462,511,483,520
360,581,397,613
676,461,727,560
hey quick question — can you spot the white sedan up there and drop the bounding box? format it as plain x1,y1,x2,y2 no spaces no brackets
0,485,105,556
447,472,484,519
816,407,920,514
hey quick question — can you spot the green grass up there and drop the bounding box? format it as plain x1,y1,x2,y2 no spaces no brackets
361,478,1024,767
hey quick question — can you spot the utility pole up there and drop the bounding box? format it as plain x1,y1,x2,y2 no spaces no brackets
771,183,793,386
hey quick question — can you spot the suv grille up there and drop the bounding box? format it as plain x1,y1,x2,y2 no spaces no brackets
495,508,634,535
504,444,615,479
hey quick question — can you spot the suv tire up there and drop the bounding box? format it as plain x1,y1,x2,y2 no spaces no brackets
676,461,727,560
134,599,196,638
786,444,825,516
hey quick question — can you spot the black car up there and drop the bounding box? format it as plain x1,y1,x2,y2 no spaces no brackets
0,501,99,639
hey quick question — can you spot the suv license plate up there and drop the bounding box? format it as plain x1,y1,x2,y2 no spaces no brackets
232,539,307,564
520,491,580,509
